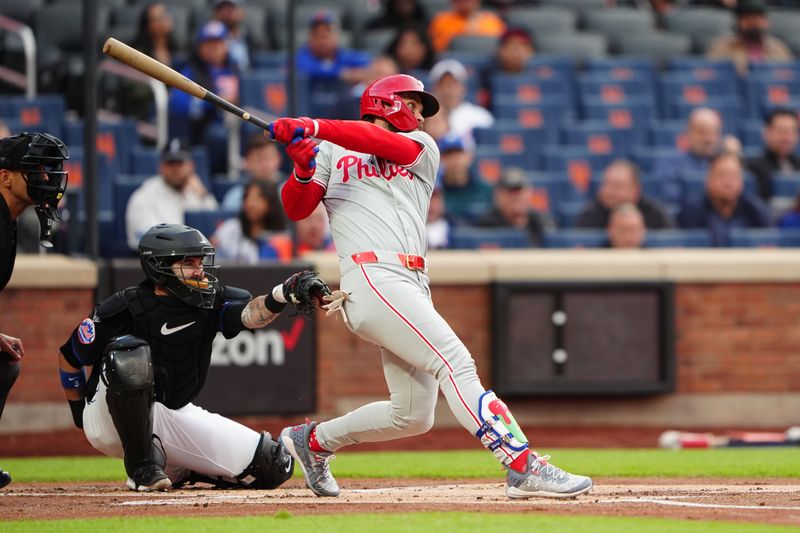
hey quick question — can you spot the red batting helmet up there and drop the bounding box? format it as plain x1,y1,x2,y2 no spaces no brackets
360,74,440,132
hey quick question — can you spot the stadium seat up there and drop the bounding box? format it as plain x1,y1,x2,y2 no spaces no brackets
448,227,531,250
645,229,712,248
535,33,609,65
583,8,655,50
358,28,396,53
577,73,655,106
748,62,800,81
541,145,616,179
62,119,139,175
659,72,740,119
491,98,570,133
528,55,576,84
771,174,800,198
581,99,656,138
111,174,149,257
728,228,783,248
670,98,742,135
0,95,66,137
541,228,607,248
615,33,691,68
211,177,244,205
562,121,635,156
629,145,679,174
184,210,238,241
0,0,44,25
251,51,287,70
473,146,532,179
662,8,734,54
448,35,500,53
473,122,555,170
536,0,606,14
739,120,764,150
744,79,800,119
490,73,570,104
240,69,307,117
555,200,591,228
584,57,657,83
666,58,738,84
648,120,689,150
506,6,577,37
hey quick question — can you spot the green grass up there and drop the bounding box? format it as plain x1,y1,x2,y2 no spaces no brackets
1,513,798,533
3,447,800,482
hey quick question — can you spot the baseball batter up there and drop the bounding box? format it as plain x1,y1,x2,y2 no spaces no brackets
269,74,592,499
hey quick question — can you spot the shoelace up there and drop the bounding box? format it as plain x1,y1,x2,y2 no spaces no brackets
312,451,336,479
531,454,567,481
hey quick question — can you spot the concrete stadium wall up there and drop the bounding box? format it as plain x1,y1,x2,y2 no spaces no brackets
1,250,799,454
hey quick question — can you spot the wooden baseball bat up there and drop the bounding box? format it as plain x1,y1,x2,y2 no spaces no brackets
101,37,271,131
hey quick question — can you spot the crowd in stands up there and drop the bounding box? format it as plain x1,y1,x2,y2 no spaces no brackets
3,0,800,260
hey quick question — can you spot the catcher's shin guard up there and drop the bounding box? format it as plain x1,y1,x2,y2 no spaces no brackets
102,336,159,478
0,351,21,418
475,390,529,465
237,431,295,489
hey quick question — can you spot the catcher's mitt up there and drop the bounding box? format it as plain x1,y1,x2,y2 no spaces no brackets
282,270,332,316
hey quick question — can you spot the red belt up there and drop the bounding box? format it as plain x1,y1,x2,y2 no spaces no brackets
351,251,427,271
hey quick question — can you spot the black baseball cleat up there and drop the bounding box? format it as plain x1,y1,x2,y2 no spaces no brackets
126,462,171,492
0,469,11,489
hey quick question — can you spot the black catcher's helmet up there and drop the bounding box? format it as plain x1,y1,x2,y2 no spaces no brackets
137,224,219,309
0,132,69,221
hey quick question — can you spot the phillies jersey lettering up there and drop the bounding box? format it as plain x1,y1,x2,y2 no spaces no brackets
312,130,440,260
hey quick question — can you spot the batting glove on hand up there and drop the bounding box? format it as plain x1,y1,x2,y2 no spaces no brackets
267,117,317,144
287,137,319,180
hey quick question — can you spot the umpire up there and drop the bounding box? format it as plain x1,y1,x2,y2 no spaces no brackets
0,132,69,488
57,223,333,491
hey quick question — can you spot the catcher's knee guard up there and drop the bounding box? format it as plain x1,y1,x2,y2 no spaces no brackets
0,352,21,418
476,391,529,462
102,335,157,476
237,431,295,489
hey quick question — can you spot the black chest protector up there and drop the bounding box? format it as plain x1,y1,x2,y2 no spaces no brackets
121,285,220,409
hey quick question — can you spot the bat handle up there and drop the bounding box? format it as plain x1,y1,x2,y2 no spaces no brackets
204,92,271,131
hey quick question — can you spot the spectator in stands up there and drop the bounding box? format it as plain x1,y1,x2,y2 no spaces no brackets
169,21,239,152
0,122,9,138
132,2,176,67
125,139,219,250
295,203,334,255
429,0,505,53
480,27,535,107
746,107,800,202
604,203,647,249
651,107,733,205
385,26,437,73
777,189,800,228
212,0,253,71
221,134,284,211
438,134,493,221
369,0,429,31
348,55,400,99
476,167,552,247
679,152,771,246
427,178,452,249
212,180,290,263
706,0,793,75
296,10,371,83
430,58,494,144
577,159,675,230
422,109,449,142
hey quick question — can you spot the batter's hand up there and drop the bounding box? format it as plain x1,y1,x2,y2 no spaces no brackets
0,333,24,361
267,117,316,144
287,137,319,179
322,290,350,322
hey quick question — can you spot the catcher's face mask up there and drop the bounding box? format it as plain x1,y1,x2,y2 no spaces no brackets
145,249,219,309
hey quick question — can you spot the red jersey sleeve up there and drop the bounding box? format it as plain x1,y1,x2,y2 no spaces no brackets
314,119,423,166
281,174,326,221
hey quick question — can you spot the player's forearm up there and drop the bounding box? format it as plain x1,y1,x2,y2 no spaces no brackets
281,177,325,221
58,354,85,401
240,286,287,329
312,119,422,165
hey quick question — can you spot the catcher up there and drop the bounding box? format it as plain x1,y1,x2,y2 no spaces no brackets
57,223,339,491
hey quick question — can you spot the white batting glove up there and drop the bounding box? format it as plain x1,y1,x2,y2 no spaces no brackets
322,290,349,322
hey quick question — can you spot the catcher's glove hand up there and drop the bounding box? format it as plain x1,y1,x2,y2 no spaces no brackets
282,270,332,316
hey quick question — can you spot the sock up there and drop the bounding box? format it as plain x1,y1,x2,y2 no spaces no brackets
309,426,329,453
508,448,530,473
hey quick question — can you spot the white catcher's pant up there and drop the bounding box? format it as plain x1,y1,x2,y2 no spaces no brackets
83,376,260,483
316,257,521,466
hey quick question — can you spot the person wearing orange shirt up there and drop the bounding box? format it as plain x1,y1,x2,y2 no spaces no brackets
429,0,505,53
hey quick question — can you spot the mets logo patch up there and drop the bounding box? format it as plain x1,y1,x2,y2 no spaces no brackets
77,318,96,344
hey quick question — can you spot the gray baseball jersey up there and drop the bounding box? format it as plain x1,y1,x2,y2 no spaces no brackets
309,130,439,259
307,128,527,469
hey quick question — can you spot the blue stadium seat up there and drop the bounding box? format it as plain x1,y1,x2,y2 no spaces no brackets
666,58,738,84
211,176,245,205
62,119,139,175
541,145,615,179
562,121,636,156
748,62,800,81
670,98,742,135
728,228,783,248
63,145,119,213
629,146,678,174
448,227,531,249
128,145,211,186
584,57,657,83
554,200,590,228
111,174,150,257
772,174,800,198
0,95,66,136
744,78,800,119
645,229,712,248
659,73,740,120
581,98,655,138
473,146,532,180
532,171,597,207
251,51,287,70
473,122,556,170
739,120,764,150
528,55,576,84
648,120,688,149
240,69,309,117
491,98,570,133
577,73,655,108
541,228,607,248
184,210,237,240
490,73,572,107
